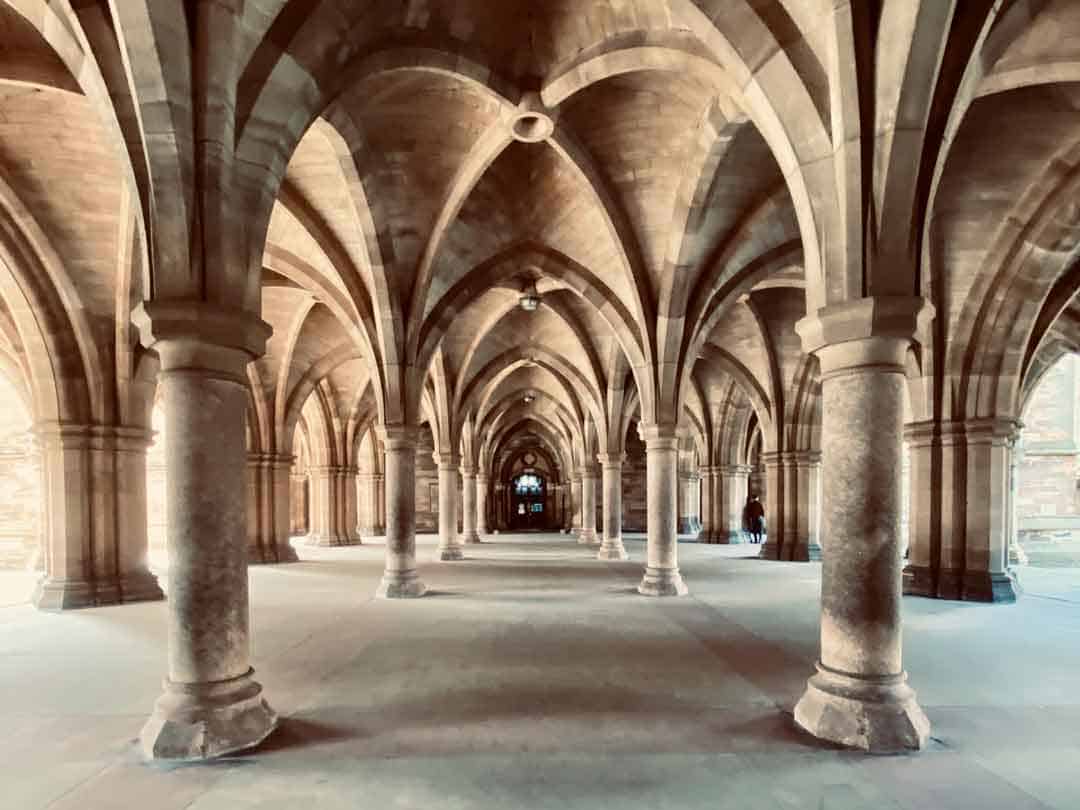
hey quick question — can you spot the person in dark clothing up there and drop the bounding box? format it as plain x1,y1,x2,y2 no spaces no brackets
744,495,765,543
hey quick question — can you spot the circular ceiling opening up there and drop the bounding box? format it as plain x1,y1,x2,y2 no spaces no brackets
511,112,554,143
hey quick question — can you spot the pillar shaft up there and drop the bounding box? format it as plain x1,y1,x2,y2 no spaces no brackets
33,424,163,610
597,454,628,560
477,473,490,536
718,465,750,543
793,301,929,753
436,456,463,560
306,465,355,546
377,427,426,597
246,454,300,564
791,452,822,561
638,426,688,596
699,467,714,542
759,451,784,559
578,468,598,544
133,304,278,761
570,474,583,533
461,467,480,543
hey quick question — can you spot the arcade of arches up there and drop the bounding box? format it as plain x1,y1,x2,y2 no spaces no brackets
3,2,1080,805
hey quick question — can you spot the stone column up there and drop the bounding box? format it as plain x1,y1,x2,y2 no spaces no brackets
578,466,599,544
477,473,490,536
305,466,348,546
638,424,688,596
597,453,628,560
435,454,463,560
718,464,750,543
759,451,784,559
374,473,386,534
289,470,307,536
570,471,583,535
33,424,164,610
343,466,361,543
358,472,377,538
792,299,930,752
247,454,300,564
561,481,573,532
134,304,277,760
789,451,822,561
699,466,714,543
460,464,481,543
376,427,426,597
961,418,1020,601
902,422,936,597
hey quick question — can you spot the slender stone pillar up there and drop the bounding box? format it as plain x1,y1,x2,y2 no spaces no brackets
461,465,481,543
247,453,300,564
789,451,822,561
597,453,628,560
374,473,386,534
718,464,750,543
376,427,426,597
638,425,688,596
961,418,1020,602
792,299,930,752
436,454,463,560
134,304,277,760
699,466,715,542
305,465,350,546
579,467,599,544
343,466,361,543
33,424,164,610
358,472,378,538
902,422,936,597
759,451,784,559
289,470,307,536
477,473,490,536
570,472,583,535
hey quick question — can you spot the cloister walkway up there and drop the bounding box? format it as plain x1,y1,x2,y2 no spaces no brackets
2,534,1078,809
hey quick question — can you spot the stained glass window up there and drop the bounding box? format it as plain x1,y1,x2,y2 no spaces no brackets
514,473,543,495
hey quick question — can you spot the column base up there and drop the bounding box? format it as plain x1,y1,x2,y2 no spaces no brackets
119,570,166,603
758,540,781,560
304,533,356,547
962,570,1018,603
596,539,628,561
722,530,746,544
140,668,278,761
637,566,688,597
784,542,821,562
902,565,1019,602
248,544,301,565
461,532,481,545
902,564,937,597
33,577,113,611
793,663,930,753
577,528,598,545
375,570,427,598
437,546,465,561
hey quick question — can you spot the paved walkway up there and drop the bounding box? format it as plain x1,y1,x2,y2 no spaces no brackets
2,534,1078,809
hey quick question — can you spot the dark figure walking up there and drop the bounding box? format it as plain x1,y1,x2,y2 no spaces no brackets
744,495,765,543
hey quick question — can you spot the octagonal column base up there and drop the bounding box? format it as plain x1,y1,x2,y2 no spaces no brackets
793,663,929,753
637,566,688,597
140,669,278,761
596,539,628,561
375,570,427,598
438,547,465,561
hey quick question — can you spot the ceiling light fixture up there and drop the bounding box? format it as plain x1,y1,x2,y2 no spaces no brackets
519,280,540,312
523,393,536,404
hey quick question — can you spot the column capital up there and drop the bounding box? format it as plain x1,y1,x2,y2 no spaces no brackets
597,452,625,469
796,296,933,376
718,463,752,476
904,417,1022,447
132,301,272,380
460,463,477,477
433,452,461,470
377,425,418,450
639,422,679,450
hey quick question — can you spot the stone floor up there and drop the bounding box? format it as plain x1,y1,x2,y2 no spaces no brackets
2,533,1079,809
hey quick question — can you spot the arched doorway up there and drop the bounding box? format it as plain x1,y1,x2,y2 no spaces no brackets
511,472,547,530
